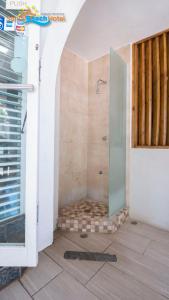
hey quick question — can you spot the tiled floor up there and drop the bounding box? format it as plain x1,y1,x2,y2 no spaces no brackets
1,219,169,299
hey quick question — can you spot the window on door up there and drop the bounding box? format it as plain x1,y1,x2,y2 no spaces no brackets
0,2,27,239
132,30,169,148
0,0,39,266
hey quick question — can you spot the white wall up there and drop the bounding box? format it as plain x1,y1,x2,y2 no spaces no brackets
128,46,169,231
130,150,169,230
66,0,169,61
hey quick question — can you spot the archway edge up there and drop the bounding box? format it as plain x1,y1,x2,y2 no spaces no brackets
38,0,86,251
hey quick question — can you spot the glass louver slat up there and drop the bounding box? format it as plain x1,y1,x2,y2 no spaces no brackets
0,91,22,99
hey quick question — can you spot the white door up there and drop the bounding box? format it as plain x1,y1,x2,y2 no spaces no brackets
0,0,40,266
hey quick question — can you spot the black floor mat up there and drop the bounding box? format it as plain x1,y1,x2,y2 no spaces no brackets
64,251,117,262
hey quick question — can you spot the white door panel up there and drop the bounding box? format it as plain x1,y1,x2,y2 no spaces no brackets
0,0,40,266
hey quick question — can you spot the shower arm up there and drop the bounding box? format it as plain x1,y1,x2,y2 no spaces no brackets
96,79,107,94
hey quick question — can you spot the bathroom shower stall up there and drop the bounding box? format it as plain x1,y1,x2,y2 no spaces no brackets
58,47,127,232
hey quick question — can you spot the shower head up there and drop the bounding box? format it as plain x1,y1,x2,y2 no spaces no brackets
98,79,107,84
96,79,107,94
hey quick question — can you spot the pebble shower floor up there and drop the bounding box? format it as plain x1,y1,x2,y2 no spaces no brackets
58,199,129,233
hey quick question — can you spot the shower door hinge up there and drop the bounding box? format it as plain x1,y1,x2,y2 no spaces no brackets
39,59,42,83
37,203,39,223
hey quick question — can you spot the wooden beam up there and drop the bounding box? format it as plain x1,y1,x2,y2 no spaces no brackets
167,34,169,145
139,43,146,145
145,40,152,146
160,33,167,146
132,44,138,147
152,37,160,146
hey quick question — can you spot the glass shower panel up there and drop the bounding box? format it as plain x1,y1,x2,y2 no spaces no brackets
109,48,127,216
0,3,28,244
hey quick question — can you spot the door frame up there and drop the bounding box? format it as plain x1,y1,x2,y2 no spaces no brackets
0,0,40,266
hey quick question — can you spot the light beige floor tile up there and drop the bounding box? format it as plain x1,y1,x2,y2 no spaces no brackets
54,229,63,240
20,252,62,295
0,281,31,300
33,271,98,300
63,232,112,252
44,236,104,285
144,240,169,267
110,229,151,253
87,263,166,300
120,220,169,244
2,222,169,300
107,241,169,298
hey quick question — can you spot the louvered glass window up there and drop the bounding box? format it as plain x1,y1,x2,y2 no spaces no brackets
0,1,27,226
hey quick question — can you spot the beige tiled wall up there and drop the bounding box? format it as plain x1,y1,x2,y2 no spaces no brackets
59,47,130,208
87,55,109,203
59,49,88,208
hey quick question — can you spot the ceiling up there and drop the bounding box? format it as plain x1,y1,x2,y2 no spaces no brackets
66,0,169,61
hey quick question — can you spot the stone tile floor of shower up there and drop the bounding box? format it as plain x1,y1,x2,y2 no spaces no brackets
1,219,169,299
58,198,129,233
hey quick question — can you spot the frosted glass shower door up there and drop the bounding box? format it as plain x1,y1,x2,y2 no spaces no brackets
109,48,127,216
